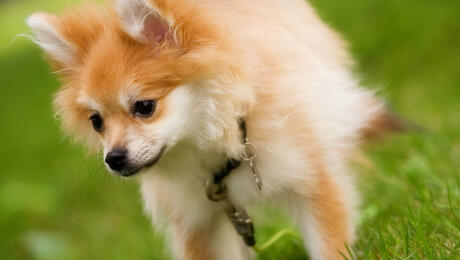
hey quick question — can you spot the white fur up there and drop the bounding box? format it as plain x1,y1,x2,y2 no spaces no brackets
77,91,105,114
103,85,206,173
125,86,197,169
136,76,367,259
28,0,383,259
115,1,378,258
26,13,75,65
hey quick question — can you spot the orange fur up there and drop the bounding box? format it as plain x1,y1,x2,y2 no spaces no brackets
289,112,352,258
303,173,351,259
45,2,251,150
28,1,387,259
173,222,216,260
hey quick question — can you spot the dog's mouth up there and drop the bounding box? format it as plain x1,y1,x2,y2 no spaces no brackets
118,146,167,177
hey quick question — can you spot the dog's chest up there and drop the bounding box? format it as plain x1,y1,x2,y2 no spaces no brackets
140,133,309,224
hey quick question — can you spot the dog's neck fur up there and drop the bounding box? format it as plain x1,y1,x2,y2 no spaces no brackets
155,138,228,180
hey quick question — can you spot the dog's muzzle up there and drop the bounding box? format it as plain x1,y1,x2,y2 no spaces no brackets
105,146,166,177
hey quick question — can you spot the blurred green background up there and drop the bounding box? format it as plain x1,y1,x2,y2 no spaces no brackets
0,0,458,259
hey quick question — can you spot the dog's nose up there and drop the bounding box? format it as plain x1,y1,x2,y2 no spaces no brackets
105,148,127,172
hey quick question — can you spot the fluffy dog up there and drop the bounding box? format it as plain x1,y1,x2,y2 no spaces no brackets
27,0,390,259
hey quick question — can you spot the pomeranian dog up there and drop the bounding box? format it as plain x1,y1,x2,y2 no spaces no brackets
27,0,396,259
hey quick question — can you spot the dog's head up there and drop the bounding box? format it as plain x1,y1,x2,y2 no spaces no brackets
27,0,252,176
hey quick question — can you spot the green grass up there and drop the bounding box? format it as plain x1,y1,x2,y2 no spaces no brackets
0,0,459,259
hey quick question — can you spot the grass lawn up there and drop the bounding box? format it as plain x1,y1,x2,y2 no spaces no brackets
0,0,459,259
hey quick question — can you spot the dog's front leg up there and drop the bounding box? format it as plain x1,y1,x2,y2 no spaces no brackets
140,176,252,260
168,212,253,260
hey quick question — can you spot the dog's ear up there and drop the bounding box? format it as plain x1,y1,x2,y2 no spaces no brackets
27,12,76,66
27,7,104,69
116,0,174,46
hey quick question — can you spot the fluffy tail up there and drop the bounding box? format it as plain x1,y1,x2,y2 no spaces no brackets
360,107,419,141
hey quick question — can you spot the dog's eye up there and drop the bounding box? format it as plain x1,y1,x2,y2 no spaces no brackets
134,100,156,117
89,114,103,132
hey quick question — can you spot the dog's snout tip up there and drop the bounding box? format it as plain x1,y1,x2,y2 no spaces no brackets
105,148,127,171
